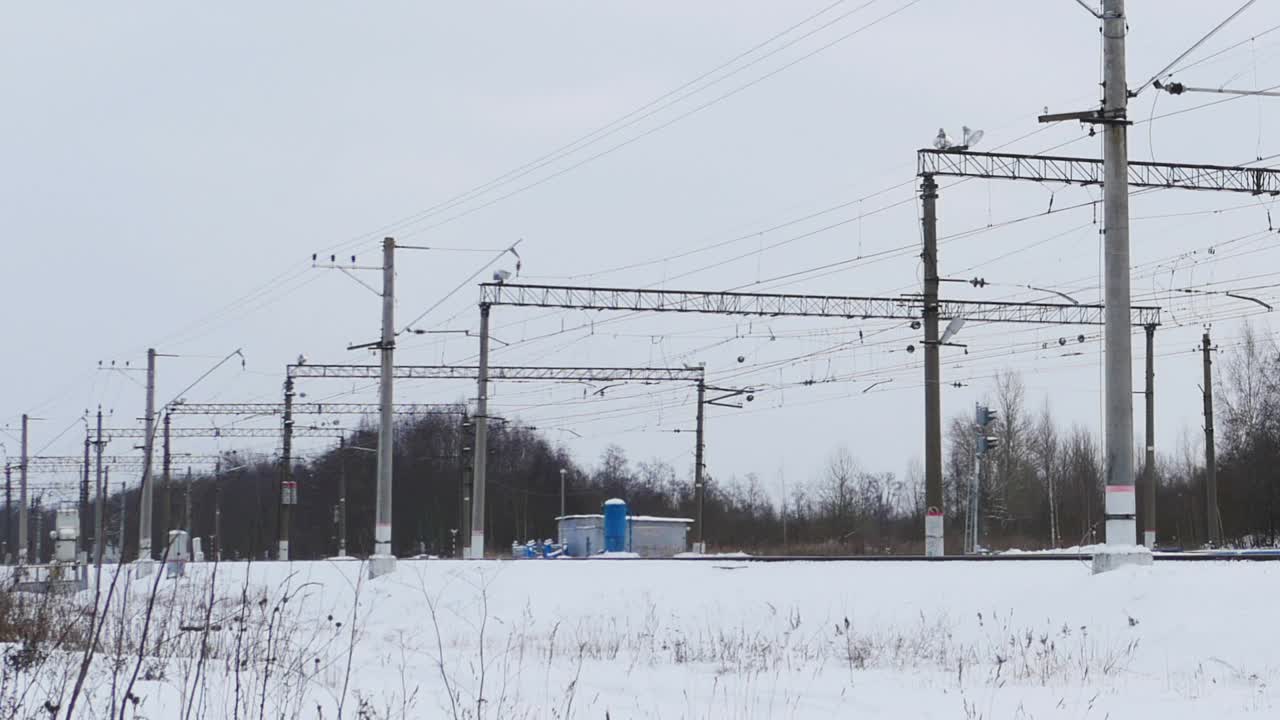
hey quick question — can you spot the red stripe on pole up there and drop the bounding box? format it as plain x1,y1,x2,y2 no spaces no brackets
1105,485,1136,493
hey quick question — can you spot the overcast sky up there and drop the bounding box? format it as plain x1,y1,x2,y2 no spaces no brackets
4,1,1279,508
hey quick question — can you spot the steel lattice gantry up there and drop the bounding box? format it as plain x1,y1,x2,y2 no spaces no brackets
477,283,1160,326
168,402,462,416
99,427,348,440
287,364,706,382
471,282,1160,557
21,455,223,472
917,149,1280,195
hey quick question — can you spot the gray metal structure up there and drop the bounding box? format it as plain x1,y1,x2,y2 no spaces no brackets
478,283,1160,326
916,149,1280,195
479,281,1159,556
288,363,705,382
100,426,347,439
169,402,459,415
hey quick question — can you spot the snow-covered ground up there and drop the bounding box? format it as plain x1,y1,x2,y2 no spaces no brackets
14,558,1280,718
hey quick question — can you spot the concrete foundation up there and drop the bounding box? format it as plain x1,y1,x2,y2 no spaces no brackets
368,554,396,578
1091,546,1154,574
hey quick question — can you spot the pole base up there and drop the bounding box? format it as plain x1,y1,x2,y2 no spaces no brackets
367,554,396,578
924,512,944,557
1142,530,1156,549
134,558,154,578
1091,546,1153,575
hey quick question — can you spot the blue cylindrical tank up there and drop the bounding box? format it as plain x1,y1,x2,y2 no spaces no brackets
603,498,628,552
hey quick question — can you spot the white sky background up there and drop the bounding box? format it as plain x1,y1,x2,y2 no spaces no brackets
3,1,1279,505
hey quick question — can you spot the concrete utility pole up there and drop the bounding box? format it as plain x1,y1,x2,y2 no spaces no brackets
19,414,28,564
1100,0,1138,549
920,174,944,557
469,303,491,560
183,467,192,532
94,409,105,567
559,468,567,519
1143,325,1157,548
694,380,707,553
161,412,171,536
460,416,472,558
3,464,10,563
279,376,295,561
338,437,347,558
214,460,222,562
370,237,396,577
81,432,90,559
33,498,42,563
138,347,157,568
1202,329,1221,545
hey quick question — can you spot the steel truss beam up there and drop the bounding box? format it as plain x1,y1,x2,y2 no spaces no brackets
918,149,1280,195
100,427,347,440
288,364,705,382
479,283,1160,327
20,456,223,472
168,402,461,416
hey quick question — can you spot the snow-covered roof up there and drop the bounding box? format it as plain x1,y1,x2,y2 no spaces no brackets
604,498,627,506
554,514,693,524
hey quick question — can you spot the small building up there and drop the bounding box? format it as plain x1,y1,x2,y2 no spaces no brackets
557,501,693,558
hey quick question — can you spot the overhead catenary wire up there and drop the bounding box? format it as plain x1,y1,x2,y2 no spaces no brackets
1134,0,1260,95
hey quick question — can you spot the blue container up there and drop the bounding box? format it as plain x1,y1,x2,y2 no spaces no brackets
603,498,628,552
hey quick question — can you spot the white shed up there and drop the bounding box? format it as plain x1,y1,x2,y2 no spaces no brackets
556,514,692,557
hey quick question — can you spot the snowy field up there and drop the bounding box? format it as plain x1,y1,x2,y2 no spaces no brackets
12,558,1280,718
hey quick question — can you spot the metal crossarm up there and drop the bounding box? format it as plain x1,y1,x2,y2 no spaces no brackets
168,402,460,416
918,149,1280,195
288,364,705,382
479,283,1159,327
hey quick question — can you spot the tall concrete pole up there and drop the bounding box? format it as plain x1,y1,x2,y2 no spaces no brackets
139,347,157,565
694,380,706,553
1143,325,1157,548
559,468,567,518
94,409,105,567
33,497,42,563
3,464,10,563
183,467,192,532
338,436,347,558
469,304,491,559
278,376,295,560
921,174,944,557
81,431,91,559
213,459,222,562
161,412,171,537
370,237,397,577
1101,0,1138,547
116,475,123,559
460,415,472,558
19,414,28,564
1202,329,1221,545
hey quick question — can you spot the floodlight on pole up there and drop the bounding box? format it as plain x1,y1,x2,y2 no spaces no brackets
940,317,966,345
